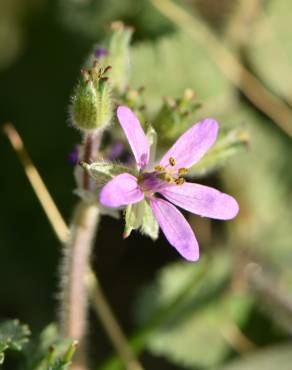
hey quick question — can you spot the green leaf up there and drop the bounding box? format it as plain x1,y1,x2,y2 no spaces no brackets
135,253,252,369
219,344,292,370
131,32,235,115
0,319,30,364
24,323,76,370
47,341,77,370
221,105,292,265
146,292,252,369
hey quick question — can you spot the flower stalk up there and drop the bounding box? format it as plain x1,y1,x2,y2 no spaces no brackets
60,200,99,370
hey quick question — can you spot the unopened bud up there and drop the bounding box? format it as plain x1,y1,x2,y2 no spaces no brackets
106,22,133,93
70,64,112,132
153,89,201,145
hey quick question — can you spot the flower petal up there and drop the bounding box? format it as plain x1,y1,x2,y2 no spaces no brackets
149,197,199,261
100,173,144,208
117,106,150,169
160,182,239,220
159,118,218,170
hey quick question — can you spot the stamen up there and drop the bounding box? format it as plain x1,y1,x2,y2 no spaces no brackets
169,157,176,166
175,177,185,185
164,173,174,183
178,167,188,175
154,165,165,172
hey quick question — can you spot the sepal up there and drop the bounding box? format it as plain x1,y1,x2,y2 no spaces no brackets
81,161,136,185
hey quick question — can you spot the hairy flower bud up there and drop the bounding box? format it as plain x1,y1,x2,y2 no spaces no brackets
105,22,133,93
70,64,112,132
153,89,202,144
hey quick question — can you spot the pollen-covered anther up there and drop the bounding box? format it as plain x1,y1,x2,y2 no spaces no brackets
169,157,176,166
164,173,175,183
175,177,185,185
178,167,188,175
154,165,165,172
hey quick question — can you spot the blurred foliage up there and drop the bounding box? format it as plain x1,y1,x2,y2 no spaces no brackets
0,321,76,369
219,344,292,370
0,0,44,69
0,320,30,364
130,32,235,114
134,254,253,369
58,0,174,41
247,0,292,104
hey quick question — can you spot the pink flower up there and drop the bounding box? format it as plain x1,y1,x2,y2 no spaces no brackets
100,106,239,261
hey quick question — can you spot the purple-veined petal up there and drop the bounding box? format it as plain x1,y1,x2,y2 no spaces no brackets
159,118,218,170
117,106,150,169
100,173,144,208
149,197,199,261
160,182,239,220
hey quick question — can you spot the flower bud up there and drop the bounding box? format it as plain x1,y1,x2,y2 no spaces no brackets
70,64,112,132
152,89,202,145
105,22,133,93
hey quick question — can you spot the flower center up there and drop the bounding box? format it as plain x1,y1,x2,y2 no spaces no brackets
138,157,188,193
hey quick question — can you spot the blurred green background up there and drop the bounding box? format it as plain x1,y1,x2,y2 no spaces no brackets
1,0,292,369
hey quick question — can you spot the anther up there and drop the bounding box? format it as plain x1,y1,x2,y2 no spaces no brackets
175,177,185,185
169,157,176,166
154,165,165,172
164,174,174,183
178,168,188,175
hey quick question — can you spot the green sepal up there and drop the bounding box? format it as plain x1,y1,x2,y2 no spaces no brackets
124,201,145,238
124,200,159,241
82,161,136,186
0,319,30,364
141,201,159,240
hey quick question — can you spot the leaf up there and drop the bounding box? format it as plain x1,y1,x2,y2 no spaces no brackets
24,323,76,370
47,341,77,370
130,32,235,115
146,292,252,369
135,253,252,369
221,105,292,265
0,319,30,364
218,344,292,370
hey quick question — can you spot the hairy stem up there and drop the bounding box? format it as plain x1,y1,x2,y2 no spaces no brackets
3,123,144,370
60,200,99,370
